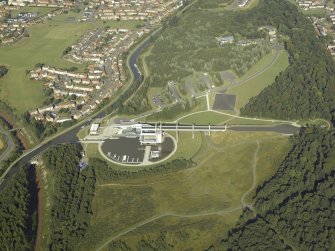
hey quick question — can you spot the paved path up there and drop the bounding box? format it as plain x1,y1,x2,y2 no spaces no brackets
241,141,260,209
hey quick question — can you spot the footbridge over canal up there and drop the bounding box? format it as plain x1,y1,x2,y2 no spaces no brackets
82,122,300,145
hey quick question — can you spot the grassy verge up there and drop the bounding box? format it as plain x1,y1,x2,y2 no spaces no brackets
177,110,280,125
37,164,54,251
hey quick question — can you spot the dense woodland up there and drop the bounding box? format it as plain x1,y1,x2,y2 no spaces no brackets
90,157,194,183
146,0,271,87
209,127,335,250
0,114,24,175
0,166,37,251
42,144,96,250
241,0,335,121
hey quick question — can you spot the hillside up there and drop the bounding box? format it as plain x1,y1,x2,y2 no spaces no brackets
241,0,335,121
210,128,335,250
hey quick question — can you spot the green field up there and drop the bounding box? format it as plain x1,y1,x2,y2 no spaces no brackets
177,110,282,125
0,12,144,114
77,131,290,250
227,50,289,110
302,8,326,17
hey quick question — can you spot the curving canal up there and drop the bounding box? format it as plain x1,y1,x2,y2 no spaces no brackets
0,34,301,190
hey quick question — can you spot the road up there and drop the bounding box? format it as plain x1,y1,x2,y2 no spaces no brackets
0,125,15,162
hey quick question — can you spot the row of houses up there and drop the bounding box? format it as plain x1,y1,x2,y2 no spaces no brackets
66,26,151,83
296,0,326,10
7,0,74,8
27,0,183,124
94,0,183,21
0,23,25,44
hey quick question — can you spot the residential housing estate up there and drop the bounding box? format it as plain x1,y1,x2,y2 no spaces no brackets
27,0,183,124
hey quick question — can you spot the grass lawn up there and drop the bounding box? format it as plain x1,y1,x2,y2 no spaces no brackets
0,12,144,114
238,49,277,81
177,110,280,125
302,8,326,17
78,131,290,250
178,111,232,124
227,50,289,110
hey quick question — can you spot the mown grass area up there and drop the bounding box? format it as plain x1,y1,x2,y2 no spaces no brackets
178,110,280,125
0,11,143,114
302,8,326,17
178,111,232,124
78,131,290,250
227,50,289,110
237,50,276,81
37,164,55,251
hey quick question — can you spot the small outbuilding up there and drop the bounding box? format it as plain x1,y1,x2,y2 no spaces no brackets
90,123,100,135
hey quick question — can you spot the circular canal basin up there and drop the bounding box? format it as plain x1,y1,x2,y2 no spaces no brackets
100,135,176,166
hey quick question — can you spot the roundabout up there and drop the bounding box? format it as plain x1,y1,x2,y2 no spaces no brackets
98,134,177,166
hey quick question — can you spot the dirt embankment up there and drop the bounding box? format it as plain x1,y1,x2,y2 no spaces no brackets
0,111,30,149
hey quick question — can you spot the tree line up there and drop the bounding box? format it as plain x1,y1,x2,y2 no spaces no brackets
241,0,335,122
90,157,194,183
209,127,335,250
0,165,38,251
42,144,96,251
0,65,8,78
